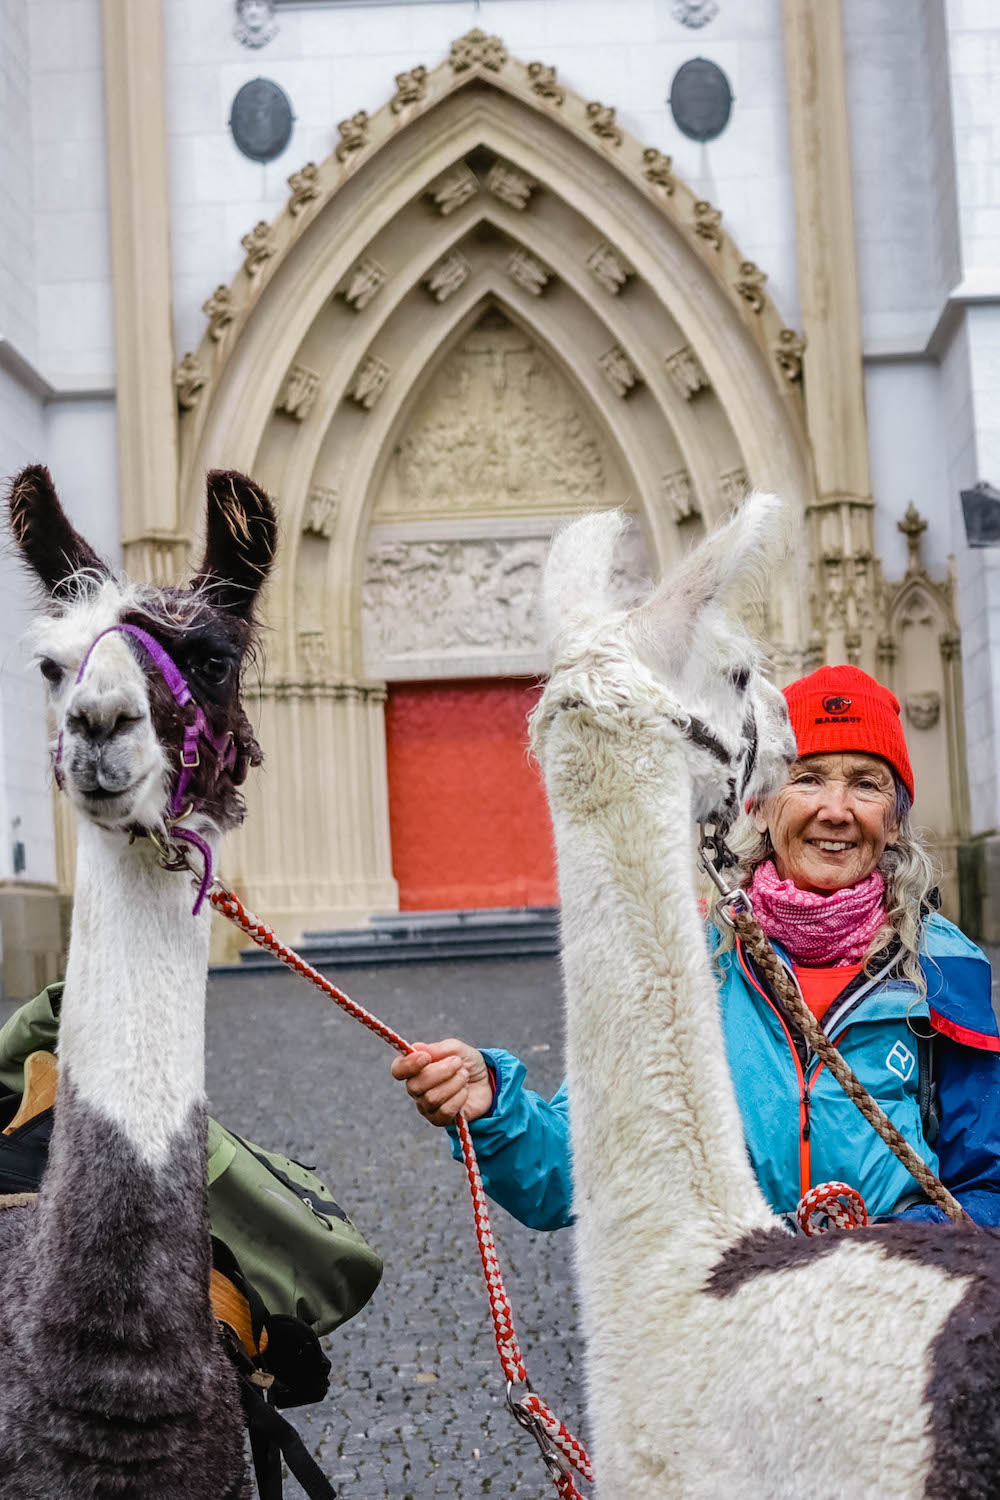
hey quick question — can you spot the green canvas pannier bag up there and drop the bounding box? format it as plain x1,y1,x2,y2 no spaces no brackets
0,984,383,1341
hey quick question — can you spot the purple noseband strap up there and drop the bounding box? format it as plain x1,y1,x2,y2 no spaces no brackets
68,622,236,914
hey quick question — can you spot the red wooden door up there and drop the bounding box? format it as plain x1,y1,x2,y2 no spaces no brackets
385,678,557,910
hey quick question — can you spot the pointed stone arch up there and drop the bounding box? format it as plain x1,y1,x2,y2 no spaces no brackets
177,33,816,940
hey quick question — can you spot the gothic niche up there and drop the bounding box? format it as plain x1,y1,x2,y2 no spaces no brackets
372,308,619,521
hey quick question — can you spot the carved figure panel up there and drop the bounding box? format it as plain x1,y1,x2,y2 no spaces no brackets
374,310,606,520
276,363,320,421
599,346,641,398
337,256,387,312
662,469,697,522
349,355,391,409
587,242,632,295
506,248,551,296
303,486,338,539
362,524,651,676
665,345,710,399
487,160,536,210
287,163,320,215
423,250,471,302
428,162,479,215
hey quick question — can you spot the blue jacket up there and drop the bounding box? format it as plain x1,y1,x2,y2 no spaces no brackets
449,914,1000,1229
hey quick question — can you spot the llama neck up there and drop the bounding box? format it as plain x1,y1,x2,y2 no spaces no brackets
552,727,773,1242
57,820,213,1165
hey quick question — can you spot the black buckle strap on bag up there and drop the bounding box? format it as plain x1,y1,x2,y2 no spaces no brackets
226,1336,338,1500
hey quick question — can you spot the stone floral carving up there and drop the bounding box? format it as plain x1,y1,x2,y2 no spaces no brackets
599,346,641,398
642,147,675,194
587,242,632,294
241,220,276,276
424,250,471,303
672,0,719,27
276,363,320,421
719,467,749,509
450,29,508,73
906,691,941,731
335,110,369,162
287,162,321,215
202,285,235,341
487,161,536,210
775,328,806,382
233,0,277,49
428,162,479,215
390,65,427,113
527,61,564,105
350,355,391,409
898,503,928,571
175,353,205,412
662,469,698,522
507,248,551,296
665,345,710,399
693,200,723,250
303,486,338,539
385,314,604,514
586,102,623,146
337,256,387,312
735,261,767,313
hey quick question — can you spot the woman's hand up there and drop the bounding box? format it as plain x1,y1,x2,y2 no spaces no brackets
390,1038,494,1126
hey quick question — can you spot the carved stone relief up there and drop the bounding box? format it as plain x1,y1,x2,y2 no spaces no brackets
427,162,479,216
506,248,551,296
335,111,369,162
450,29,508,73
642,148,675,194
486,160,536,210
693,200,722,250
599,346,642,398
662,469,697,522
587,242,632,294
375,310,607,520
287,162,320,215
665,345,710,399
276,363,320,420
776,328,806,381
303,485,338,538
527,61,564,105
349,355,391,409
735,262,767,313
337,257,387,312
175,353,205,411
423,250,471,302
719,467,749,509
202,285,235,341
241,221,276,276
673,0,720,27
297,629,332,685
390,66,427,113
906,691,941,730
362,518,651,677
586,102,623,146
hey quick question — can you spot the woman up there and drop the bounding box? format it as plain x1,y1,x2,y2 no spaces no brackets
391,665,1000,1228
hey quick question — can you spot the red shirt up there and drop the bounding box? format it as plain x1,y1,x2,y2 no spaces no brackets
792,962,863,1021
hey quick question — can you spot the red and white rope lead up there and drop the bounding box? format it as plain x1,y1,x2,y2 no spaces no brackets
795,1181,868,1236
210,885,592,1497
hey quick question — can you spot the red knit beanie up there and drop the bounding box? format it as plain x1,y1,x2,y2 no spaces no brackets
782,665,914,801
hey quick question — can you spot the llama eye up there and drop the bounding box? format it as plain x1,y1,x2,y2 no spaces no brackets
39,658,64,688
199,655,233,685
730,667,750,692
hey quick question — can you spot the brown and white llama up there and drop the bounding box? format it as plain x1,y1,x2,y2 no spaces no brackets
531,495,1000,1500
0,466,277,1499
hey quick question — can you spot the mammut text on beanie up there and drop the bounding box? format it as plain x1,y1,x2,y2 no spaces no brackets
782,664,914,801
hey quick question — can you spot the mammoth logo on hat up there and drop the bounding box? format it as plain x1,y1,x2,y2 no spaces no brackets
822,695,853,715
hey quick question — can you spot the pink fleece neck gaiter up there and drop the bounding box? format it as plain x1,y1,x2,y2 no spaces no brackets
748,859,887,967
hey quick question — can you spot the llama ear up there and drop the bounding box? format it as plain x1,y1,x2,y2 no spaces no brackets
191,470,278,618
7,465,108,596
636,491,787,644
540,509,629,656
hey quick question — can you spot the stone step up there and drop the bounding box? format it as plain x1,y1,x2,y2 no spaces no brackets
233,906,561,969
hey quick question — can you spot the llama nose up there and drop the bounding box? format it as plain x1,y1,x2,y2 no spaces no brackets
66,691,141,746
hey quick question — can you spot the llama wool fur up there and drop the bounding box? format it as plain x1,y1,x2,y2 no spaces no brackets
532,497,1000,1500
0,466,277,1499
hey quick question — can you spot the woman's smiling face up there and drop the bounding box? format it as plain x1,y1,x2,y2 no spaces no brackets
753,751,900,893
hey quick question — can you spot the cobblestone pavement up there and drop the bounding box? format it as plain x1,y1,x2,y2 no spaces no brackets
204,956,585,1500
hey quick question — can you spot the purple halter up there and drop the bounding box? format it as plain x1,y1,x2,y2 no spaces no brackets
62,623,237,914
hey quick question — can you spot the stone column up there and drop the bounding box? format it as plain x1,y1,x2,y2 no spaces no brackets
102,0,187,580
782,0,877,667
214,681,399,959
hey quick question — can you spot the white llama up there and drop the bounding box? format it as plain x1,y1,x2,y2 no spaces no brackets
0,465,277,1498
530,495,1000,1500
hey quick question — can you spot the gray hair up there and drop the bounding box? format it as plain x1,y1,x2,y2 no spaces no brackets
711,775,936,995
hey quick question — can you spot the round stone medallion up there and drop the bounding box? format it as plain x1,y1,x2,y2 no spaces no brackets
668,57,733,143
229,77,294,163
